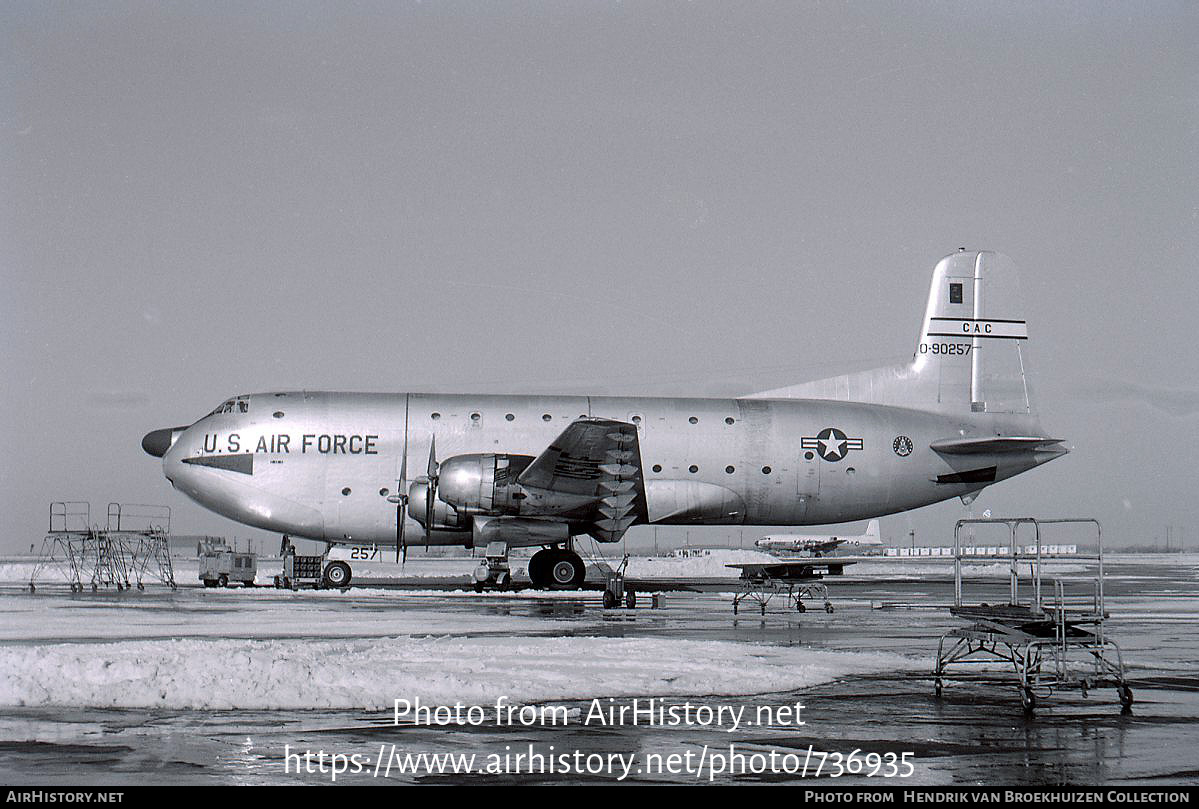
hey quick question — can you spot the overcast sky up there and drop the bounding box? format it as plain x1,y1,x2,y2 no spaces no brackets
2,1,1196,553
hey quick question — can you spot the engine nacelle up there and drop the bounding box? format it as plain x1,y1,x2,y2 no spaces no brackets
407,480,466,530
473,516,571,549
437,453,534,514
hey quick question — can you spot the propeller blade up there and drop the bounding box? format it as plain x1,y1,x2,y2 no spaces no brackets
396,428,409,564
398,502,407,564
424,484,434,546
424,435,438,547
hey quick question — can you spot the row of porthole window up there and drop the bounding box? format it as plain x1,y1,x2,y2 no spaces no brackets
431,412,557,422
427,412,738,425
270,408,740,426
650,464,773,475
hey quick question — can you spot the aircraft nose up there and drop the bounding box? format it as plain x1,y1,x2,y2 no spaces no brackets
142,427,183,458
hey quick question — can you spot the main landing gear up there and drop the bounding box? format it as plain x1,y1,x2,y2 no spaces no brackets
528,546,586,590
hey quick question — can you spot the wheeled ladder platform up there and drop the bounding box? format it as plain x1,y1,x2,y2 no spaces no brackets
933,518,1130,714
732,577,833,616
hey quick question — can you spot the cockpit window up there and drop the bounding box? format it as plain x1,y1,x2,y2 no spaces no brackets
208,396,250,416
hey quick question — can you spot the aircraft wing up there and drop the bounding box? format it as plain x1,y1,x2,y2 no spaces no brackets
517,417,648,542
930,436,1065,454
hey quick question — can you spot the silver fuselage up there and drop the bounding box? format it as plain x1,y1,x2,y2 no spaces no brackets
161,391,1061,545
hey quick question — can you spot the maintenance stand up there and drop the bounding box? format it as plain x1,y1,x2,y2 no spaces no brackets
30,502,176,592
933,517,1131,714
728,559,845,615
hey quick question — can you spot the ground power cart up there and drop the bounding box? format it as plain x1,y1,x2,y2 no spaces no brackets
199,548,257,588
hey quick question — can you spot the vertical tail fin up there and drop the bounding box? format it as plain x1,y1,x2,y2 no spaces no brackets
916,250,1033,414
748,250,1036,417
858,519,882,545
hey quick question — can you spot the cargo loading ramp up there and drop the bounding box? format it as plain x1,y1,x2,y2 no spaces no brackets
933,517,1131,713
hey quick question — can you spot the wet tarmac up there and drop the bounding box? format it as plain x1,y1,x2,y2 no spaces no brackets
1,558,1196,785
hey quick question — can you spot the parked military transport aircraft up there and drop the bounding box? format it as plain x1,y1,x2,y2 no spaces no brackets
756,519,882,556
143,250,1066,589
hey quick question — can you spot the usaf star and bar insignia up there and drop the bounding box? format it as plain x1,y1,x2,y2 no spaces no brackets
802,427,864,462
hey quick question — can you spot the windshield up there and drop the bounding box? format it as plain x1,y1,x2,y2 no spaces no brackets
207,395,249,417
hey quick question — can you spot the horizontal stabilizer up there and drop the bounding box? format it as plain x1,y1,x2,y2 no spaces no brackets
930,436,1064,455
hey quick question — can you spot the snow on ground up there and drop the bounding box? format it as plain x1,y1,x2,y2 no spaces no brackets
622,549,772,578
340,551,1094,580
4,551,1190,587
0,591,572,642
0,634,920,710
0,557,470,585
848,560,1090,577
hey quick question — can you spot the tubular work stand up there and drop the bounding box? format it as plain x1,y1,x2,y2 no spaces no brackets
933,518,1130,714
30,502,176,592
733,576,833,615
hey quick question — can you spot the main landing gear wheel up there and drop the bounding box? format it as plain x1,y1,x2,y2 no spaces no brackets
1022,687,1037,715
549,552,585,589
528,551,549,588
529,548,586,590
323,561,352,589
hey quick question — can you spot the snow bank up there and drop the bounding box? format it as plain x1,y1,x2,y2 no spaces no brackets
0,636,919,710
622,549,776,578
848,560,1091,577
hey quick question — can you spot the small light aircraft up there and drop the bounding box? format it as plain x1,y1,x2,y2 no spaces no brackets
142,250,1066,589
